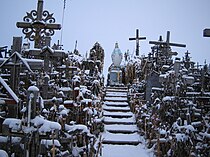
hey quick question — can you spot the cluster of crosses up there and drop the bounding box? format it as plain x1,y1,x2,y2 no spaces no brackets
0,0,105,156
125,29,210,156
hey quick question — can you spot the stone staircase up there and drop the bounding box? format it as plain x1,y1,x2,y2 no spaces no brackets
102,86,140,146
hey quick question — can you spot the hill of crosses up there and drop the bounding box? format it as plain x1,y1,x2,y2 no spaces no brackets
0,0,210,157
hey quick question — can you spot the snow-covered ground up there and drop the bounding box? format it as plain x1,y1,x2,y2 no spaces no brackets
101,87,153,157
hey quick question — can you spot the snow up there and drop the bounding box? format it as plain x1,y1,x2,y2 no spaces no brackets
104,96,127,101
0,76,19,103
27,85,39,92
41,139,61,148
162,96,174,102
31,116,61,133
105,124,138,132
101,144,151,157
175,133,188,142
38,120,61,134
104,101,128,106
66,124,90,134
3,118,22,131
0,150,8,157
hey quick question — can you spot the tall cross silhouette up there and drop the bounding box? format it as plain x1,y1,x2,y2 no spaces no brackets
129,29,146,56
16,0,61,48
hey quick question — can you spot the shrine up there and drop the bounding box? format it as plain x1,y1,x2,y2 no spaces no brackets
107,42,124,86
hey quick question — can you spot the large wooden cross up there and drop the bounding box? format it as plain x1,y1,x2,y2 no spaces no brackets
129,29,146,56
149,31,186,48
16,0,61,48
149,31,186,58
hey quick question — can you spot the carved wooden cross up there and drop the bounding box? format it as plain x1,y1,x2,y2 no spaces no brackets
16,0,61,48
129,29,146,56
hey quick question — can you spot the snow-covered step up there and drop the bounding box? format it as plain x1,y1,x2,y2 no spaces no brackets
105,92,127,97
103,105,130,112
103,111,133,118
106,86,128,90
103,116,136,125
104,96,127,102
105,124,138,134
106,88,128,93
101,144,150,157
104,101,129,107
102,132,140,145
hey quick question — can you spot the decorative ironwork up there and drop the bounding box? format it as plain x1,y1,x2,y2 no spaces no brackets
16,0,61,48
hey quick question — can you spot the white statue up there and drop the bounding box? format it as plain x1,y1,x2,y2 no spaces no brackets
111,42,123,67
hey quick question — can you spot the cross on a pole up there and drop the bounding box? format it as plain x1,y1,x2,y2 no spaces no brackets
129,29,146,56
16,0,61,48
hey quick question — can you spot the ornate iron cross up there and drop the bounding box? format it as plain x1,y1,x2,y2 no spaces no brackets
16,0,61,48
129,29,146,56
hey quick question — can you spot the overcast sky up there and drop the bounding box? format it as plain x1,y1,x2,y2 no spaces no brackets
1,0,210,75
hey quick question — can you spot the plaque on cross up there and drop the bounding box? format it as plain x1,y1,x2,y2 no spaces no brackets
129,29,146,56
16,0,61,48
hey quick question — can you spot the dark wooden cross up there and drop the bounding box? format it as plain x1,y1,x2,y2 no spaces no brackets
149,31,186,48
16,0,61,48
129,29,146,56
149,31,186,58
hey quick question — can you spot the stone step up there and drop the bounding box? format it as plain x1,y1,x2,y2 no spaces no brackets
105,124,138,134
103,105,130,112
106,88,128,93
105,93,127,97
104,101,129,107
106,86,128,90
102,132,140,145
104,96,127,102
103,117,136,125
103,111,133,118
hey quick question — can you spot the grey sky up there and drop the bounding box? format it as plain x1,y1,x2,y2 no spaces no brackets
1,0,210,75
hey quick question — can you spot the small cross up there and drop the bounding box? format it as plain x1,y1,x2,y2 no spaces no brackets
129,29,146,56
16,0,61,48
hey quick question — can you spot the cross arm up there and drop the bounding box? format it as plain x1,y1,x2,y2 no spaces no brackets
149,41,186,47
169,42,186,48
129,37,146,40
17,22,61,30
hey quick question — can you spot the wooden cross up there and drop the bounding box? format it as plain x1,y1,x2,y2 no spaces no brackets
129,29,146,56
149,31,186,48
149,31,186,58
16,0,61,48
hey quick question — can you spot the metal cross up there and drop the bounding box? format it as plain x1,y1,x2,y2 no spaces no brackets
129,29,146,56
16,0,61,48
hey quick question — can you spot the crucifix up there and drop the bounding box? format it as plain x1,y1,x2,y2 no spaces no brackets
129,29,146,56
16,0,61,48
